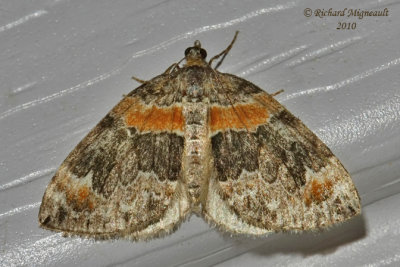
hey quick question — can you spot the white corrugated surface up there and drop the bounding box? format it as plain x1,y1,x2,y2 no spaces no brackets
1,0,399,266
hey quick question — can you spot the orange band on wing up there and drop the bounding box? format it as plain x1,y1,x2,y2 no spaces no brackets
210,102,269,132
122,97,184,132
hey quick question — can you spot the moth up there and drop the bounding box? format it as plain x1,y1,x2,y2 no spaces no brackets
39,32,361,240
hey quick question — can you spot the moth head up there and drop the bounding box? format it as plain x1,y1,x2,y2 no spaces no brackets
184,40,207,66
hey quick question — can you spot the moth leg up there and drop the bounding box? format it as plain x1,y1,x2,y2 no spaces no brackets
271,89,284,97
131,76,148,84
163,56,186,75
209,31,239,69
163,63,179,74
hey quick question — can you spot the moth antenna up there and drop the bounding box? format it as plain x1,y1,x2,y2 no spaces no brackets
208,31,239,69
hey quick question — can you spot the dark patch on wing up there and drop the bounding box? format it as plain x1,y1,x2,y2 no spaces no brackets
58,207,67,223
132,130,184,182
65,114,184,197
212,108,334,188
98,113,115,128
211,130,259,181
42,215,51,226
257,109,334,187
67,117,126,181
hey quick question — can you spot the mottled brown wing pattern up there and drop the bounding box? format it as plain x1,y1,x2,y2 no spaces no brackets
203,74,361,235
39,77,191,240
39,36,361,240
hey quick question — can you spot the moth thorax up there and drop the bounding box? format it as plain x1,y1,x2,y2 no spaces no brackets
182,102,210,206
